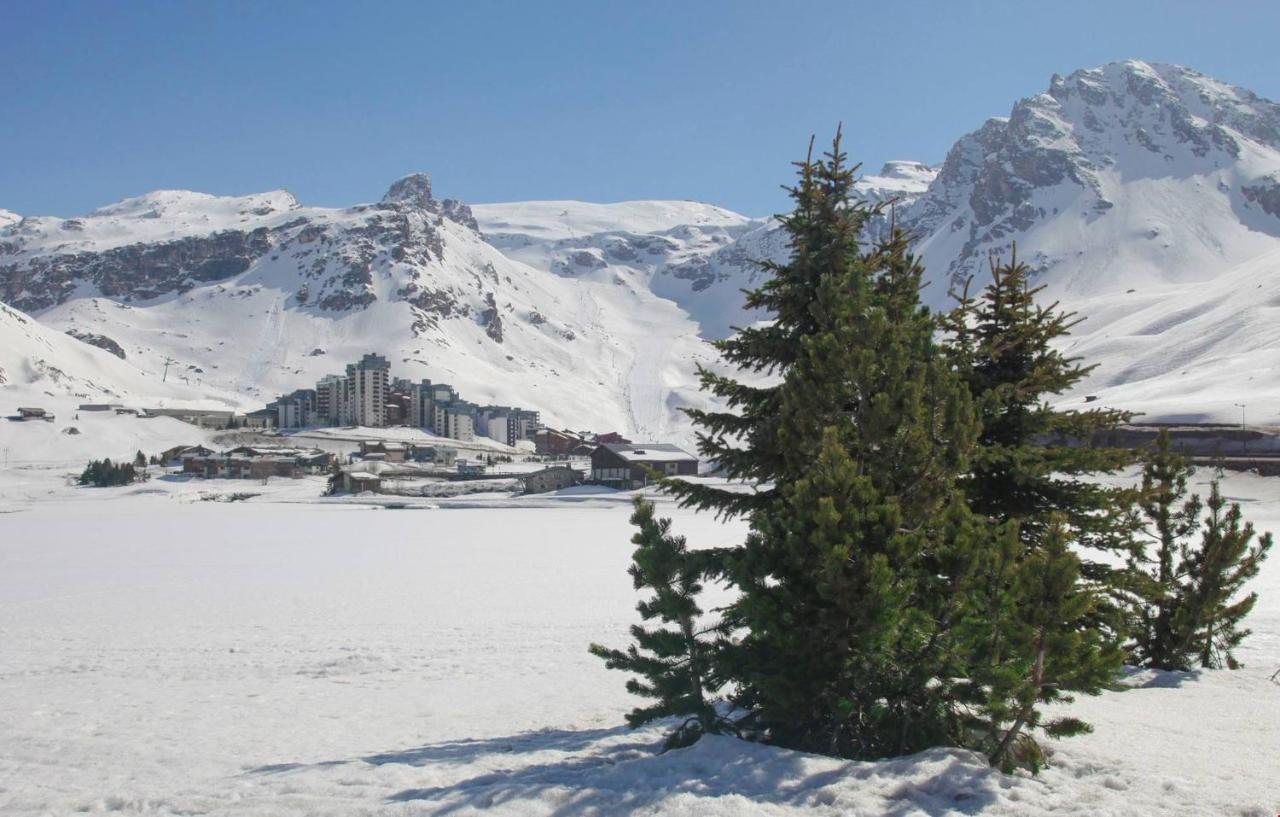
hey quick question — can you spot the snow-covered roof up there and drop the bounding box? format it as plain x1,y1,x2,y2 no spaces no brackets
601,442,696,463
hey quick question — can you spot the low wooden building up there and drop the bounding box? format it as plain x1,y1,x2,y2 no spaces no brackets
16,407,54,422
590,443,698,489
520,465,581,494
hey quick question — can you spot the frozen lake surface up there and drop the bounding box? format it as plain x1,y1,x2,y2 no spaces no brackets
0,474,1277,815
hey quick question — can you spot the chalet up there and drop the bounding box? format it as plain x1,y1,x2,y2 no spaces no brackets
520,465,581,494
410,445,457,466
590,443,698,488
534,428,586,456
160,444,215,466
344,471,382,494
594,431,632,445
358,440,408,462
16,407,54,422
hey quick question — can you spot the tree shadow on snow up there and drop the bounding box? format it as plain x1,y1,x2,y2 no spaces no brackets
1120,666,1206,688
380,730,1006,817
244,724,1008,815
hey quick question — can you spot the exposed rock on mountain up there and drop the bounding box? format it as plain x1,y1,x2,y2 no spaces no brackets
65,329,127,359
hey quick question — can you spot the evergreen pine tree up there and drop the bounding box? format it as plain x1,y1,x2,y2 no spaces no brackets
663,130,981,758
590,498,726,749
1132,430,1272,669
973,517,1122,772
942,250,1136,568
668,130,883,519
941,249,1131,768
1131,429,1203,670
134,450,147,468
1187,482,1272,668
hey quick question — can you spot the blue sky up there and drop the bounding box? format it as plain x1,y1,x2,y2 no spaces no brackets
4,1,1279,217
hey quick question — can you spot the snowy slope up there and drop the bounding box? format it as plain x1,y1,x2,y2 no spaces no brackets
474,163,938,339
0,299,237,409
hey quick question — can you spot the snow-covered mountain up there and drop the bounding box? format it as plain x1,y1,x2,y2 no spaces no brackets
0,177,724,440
898,60,1280,422
473,161,938,340
3,59,1280,432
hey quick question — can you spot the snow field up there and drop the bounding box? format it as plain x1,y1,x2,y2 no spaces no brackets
0,471,1277,815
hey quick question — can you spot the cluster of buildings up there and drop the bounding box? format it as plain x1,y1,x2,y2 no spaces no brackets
265,353,541,444
164,444,335,480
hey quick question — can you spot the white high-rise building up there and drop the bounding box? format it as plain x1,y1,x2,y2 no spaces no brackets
344,354,390,428
315,375,344,426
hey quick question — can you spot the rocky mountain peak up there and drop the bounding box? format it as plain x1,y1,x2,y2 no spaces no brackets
381,174,434,209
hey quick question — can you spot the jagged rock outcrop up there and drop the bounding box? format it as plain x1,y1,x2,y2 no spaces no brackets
65,329,126,359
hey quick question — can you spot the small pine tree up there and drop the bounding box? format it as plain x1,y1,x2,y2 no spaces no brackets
134,450,147,468
590,498,725,749
973,517,1123,772
1131,430,1203,670
1184,482,1272,668
1133,431,1273,669
942,250,1135,769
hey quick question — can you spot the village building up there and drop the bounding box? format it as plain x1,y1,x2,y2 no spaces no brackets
144,408,237,428
520,465,581,494
181,446,334,479
160,444,214,467
314,374,344,426
242,408,276,429
411,445,457,466
534,428,586,456
358,440,409,462
271,388,317,429
590,443,698,488
343,353,390,427
435,401,477,442
343,470,382,494
16,407,54,422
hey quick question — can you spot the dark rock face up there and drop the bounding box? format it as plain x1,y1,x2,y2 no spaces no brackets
65,329,126,359
1243,174,1280,220
478,291,504,343
382,174,434,209
0,229,272,312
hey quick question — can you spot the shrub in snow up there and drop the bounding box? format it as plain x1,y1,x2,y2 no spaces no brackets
590,498,729,750
1132,430,1273,670
77,458,139,487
